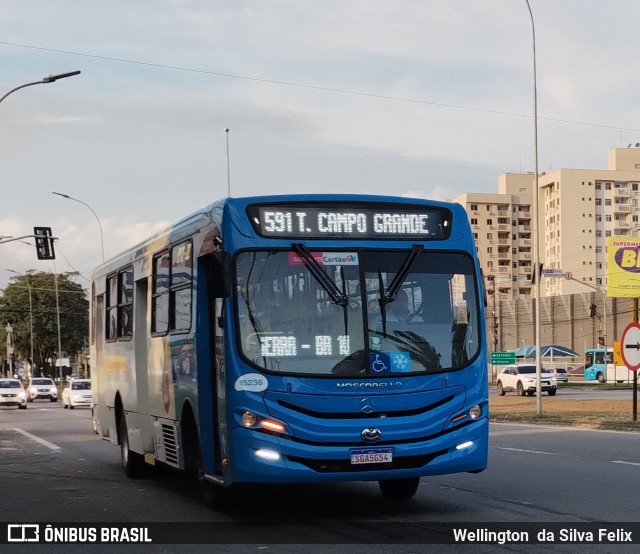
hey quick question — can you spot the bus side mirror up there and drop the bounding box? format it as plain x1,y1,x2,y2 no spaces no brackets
203,251,232,298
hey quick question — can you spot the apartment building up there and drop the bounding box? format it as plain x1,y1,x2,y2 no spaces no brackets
455,147,640,300
539,147,640,296
454,173,534,301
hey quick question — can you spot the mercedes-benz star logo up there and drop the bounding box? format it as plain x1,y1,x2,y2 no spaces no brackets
360,398,374,414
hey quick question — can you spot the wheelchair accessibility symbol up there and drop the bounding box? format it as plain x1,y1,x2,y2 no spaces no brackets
371,354,388,373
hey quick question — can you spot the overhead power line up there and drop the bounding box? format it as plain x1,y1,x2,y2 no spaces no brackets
2,40,640,132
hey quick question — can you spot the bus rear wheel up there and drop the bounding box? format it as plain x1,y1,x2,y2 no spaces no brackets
378,477,420,500
119,414,146,478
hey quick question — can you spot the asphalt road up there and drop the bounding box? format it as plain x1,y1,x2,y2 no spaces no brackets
1,401,640,553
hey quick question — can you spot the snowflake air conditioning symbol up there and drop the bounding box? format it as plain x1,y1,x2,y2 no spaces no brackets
391,352,410,372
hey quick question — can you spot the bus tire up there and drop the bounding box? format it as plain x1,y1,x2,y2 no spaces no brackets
200,478,232,510
378,477,420,500
596,372,605,383
119,414,146,478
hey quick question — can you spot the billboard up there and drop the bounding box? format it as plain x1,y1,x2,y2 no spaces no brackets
607,236,640,297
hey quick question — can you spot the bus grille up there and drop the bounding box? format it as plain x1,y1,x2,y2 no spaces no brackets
277,394,455,419
287,451,448,473
162,424,179,465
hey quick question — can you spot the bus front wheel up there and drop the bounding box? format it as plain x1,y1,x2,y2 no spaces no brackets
200,478,232,510
378,477,420,500
596,372,605,383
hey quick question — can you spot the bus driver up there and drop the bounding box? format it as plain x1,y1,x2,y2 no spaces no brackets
387,289,423,324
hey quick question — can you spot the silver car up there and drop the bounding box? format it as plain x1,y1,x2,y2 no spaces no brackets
546,367,569,383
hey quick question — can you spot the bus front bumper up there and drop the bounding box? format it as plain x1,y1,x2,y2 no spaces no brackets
227,417,488,484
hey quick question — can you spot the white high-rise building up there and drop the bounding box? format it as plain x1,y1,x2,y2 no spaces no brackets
454,173,534,302
455,147,640,299
538,147,640,296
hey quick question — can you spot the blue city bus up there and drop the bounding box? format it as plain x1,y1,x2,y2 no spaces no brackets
90,194,488,504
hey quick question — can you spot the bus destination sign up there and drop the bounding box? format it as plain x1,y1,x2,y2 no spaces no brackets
247,204,452,240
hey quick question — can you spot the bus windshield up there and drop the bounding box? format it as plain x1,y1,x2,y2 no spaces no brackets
235,248,479,376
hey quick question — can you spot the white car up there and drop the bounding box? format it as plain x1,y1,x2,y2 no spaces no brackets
496,364,557,396
62,379,92,409
26,377,58,402
0,378,28,409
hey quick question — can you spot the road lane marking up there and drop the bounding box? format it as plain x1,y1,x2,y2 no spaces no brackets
493,446,556,455
611,460,640,467
13,428,61,452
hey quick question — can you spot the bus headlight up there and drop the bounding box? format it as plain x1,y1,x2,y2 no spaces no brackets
242,411,258,427
241,411,286,433
451,404,482,424
469,404,482,419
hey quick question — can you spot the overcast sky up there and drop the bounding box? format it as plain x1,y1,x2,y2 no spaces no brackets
2,0,640,291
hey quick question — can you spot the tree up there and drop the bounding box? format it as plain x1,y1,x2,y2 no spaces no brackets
0,271,88,375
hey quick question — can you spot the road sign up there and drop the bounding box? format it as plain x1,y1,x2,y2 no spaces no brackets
613,340,623,366
543,268,564,278
491,351,516,365
620,322,640,371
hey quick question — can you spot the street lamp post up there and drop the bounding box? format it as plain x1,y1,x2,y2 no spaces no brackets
6,270,34,379
225,128,231,197
52,192,105,262
0,71,81,105
524,0,543,415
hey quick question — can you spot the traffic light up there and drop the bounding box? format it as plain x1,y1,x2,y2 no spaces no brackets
34,226,55,260
531,263,543,284
589,304,597,318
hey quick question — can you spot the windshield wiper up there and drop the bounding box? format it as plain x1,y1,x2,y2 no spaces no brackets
291,243,348,307
378,244,424,335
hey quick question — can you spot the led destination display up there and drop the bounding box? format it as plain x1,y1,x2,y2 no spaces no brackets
247,203,452,239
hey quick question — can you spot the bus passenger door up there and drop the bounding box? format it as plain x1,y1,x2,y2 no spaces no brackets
93,294,107,437
197,252,230,477
134,277,153,452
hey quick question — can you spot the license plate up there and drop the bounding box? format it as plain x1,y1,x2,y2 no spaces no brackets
350,448,393,465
